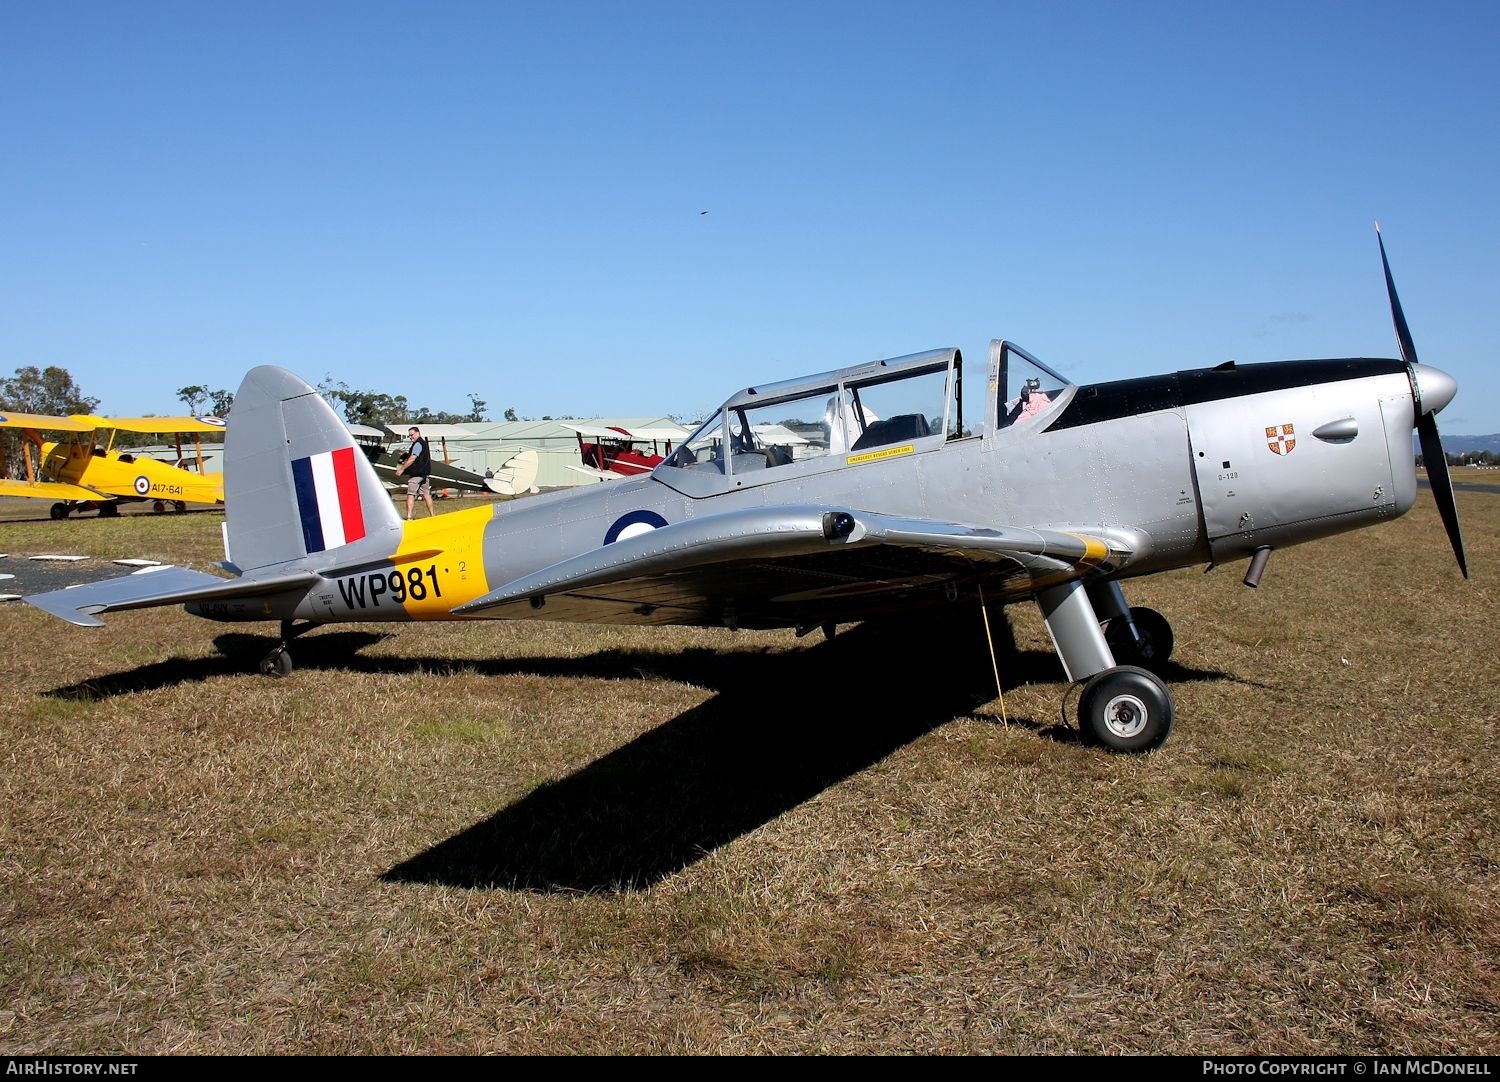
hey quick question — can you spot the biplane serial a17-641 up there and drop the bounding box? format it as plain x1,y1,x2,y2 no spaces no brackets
23,231,1467,752
0,412,226,517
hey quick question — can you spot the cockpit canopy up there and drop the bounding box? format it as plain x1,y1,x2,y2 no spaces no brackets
659,341,1073,483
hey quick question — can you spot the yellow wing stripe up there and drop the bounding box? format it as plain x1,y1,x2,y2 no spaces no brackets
1060,531,1111,568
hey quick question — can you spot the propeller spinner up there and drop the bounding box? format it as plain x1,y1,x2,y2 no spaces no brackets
1378,225,1468,578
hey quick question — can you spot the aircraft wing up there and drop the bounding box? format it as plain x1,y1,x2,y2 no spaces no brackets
453,506,1141,628
23,567,319,628
0,411,95,432
559,423,685,442
563,463,617,481
559,422,629,439
364,451,495,493
72,415,228,434
0,477,108,502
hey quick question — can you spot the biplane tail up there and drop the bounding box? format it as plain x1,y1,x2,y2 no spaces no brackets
222,366,404,571
485,449,539,496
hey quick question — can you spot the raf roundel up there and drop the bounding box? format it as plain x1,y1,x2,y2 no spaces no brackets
133,475,151,496
604,509,669,545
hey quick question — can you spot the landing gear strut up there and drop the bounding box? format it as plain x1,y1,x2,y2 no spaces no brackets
258,620,308,677
1033,580,1179,753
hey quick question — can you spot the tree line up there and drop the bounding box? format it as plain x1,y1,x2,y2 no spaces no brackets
0,366,100,479
0,364,561,445
1421,450,1499,467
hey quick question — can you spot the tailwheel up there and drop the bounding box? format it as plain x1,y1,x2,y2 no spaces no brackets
1104,606,1174,673
259,647,293,678
49,502,69,520
1078,665,1174,753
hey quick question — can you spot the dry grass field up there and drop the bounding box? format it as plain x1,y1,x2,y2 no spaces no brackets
0,482,1495,1055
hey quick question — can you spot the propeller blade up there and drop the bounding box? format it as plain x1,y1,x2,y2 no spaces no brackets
1378,224,1418,369
1381,225,1468,578
1417,412,1468,579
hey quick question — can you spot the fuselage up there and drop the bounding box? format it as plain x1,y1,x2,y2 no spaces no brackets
197,351,1426,629
42,439,224,505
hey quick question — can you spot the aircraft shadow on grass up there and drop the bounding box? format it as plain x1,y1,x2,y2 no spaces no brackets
378,617,1230,894
41,617,1232,893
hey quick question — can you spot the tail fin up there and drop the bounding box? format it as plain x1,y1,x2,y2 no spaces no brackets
224,366,402,570
486,448,539,495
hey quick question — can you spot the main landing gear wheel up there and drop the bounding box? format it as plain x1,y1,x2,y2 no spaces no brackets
49,503,69,520
1077,665,1175,753
1105,606,1174,673
259,647,293,678
98,502,120,518
153,500,167,514
174,501,187,513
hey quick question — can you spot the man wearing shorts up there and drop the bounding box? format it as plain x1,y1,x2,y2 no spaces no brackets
395,425,435,519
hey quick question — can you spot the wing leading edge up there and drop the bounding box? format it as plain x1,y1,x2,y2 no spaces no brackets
454,506,1142,629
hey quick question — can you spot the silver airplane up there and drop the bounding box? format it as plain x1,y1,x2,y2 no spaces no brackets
24,231,1466,753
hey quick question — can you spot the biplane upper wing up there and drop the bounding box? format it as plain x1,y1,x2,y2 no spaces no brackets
0,411,95,432
452,505,1141,627
558,423,684,442
71,415,228,434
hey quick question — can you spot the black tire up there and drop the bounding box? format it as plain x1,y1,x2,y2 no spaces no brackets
259,650,293,678
153,500,166,514
1078,665,1175,753
49,503,69,520
1105,606,1174,672
98,502,119,518
174,501,187,513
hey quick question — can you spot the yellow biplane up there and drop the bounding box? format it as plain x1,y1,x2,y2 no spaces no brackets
0,411,226,518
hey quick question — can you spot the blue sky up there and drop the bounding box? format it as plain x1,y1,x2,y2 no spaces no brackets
4,1,1498,432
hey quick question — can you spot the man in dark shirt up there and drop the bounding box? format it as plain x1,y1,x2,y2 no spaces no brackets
394,425,435,519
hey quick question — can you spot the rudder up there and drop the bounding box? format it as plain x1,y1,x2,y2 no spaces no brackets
224,366,403,569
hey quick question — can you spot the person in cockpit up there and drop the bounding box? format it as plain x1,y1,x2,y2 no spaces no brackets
1005,378,1052,426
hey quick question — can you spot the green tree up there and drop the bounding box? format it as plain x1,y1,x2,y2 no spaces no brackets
1,366,99,416
0,366,100,479
177,385,209,414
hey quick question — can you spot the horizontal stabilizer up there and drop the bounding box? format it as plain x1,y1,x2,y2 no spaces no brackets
25,566,318,627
